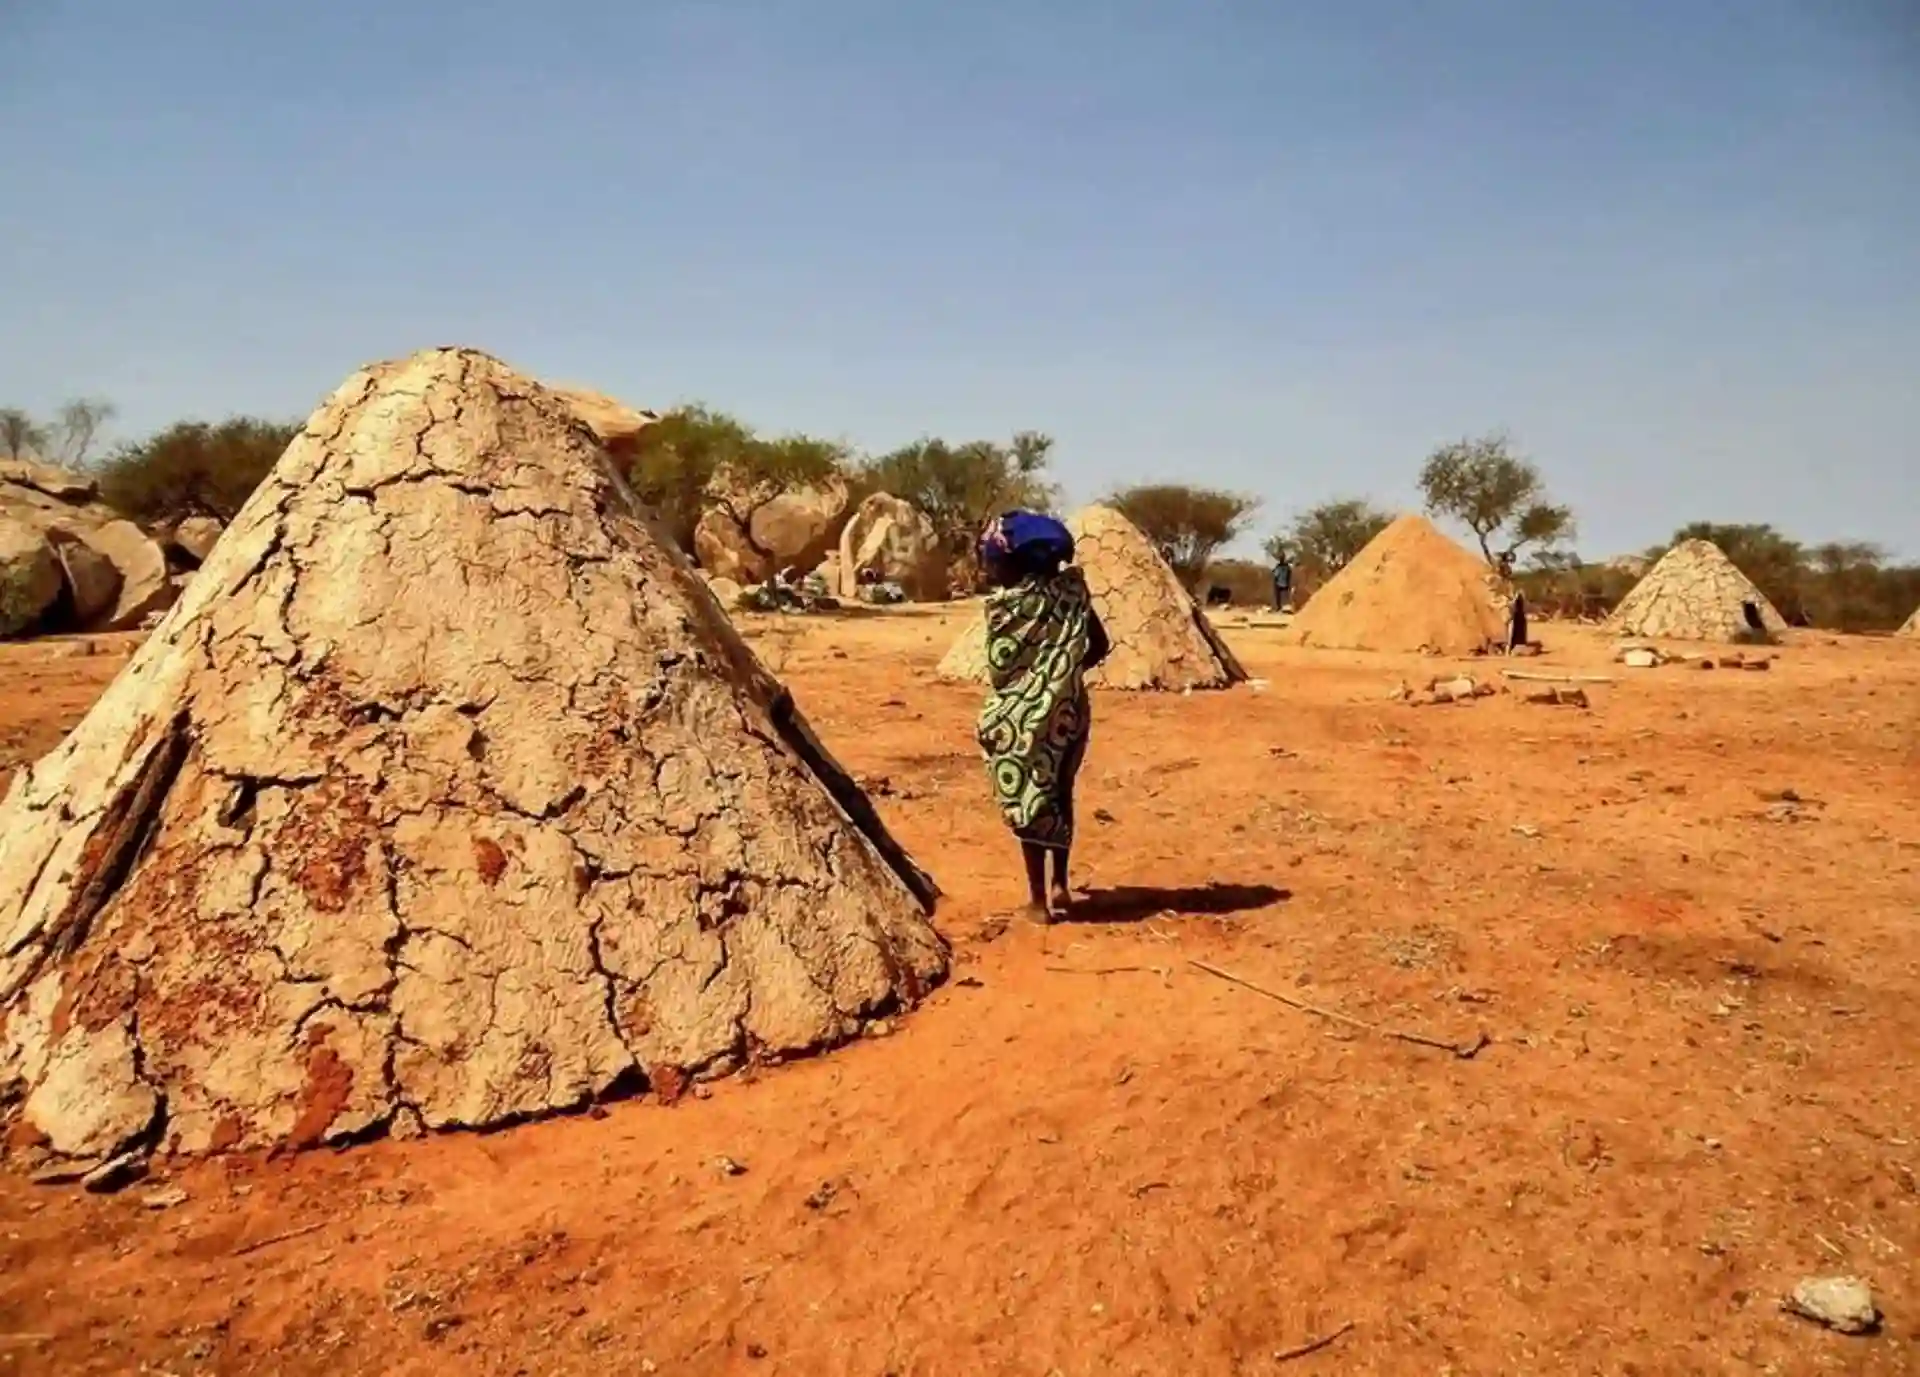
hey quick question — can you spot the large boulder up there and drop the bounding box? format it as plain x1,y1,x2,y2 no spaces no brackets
0,348,944,1165
748,478,851,573
171,515,225,566
80,520,177,631
0,517,61,636
549,387,658,460
692,508,768,585
45,529,122,626
694,475,851,586
836,493,946,600
0,459,98,503
0,473,120,537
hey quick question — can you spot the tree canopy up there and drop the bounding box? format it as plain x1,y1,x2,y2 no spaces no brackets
0,409,47,463
0,399,118,467
1418,433,1574,566
51,398,117,466
96,417,302,525
624,406,849,552
855,431,1058,554
1266,498,1396,588
1105,483,1258,586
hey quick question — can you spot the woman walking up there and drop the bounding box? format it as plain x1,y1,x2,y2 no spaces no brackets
973,512,1111,922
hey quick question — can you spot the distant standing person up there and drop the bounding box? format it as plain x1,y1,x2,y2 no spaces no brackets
974,511,1111,923
1270,551,1293,611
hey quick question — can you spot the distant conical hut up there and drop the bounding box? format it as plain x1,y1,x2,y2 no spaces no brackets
937,505,1245,691
1286,515,1509,655
1607,539,1788,642
0,348,946,1168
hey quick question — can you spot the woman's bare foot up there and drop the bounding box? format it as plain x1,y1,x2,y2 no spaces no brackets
1048,886,1073,919
1022,900,1055,926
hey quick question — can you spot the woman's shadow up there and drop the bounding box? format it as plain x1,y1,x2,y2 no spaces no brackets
1065,882,1288,925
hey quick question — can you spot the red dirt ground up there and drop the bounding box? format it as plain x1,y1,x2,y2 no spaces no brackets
1,612,1916,1376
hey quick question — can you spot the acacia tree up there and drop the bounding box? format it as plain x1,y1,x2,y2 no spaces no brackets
855,431,1057,554
0,409,46,462
1266,497,1396,589
1805,540,1893,630
1417,433,1574,566
97,417,302,524
1106,483,1258,587
625,405,848,555
52,398,117,466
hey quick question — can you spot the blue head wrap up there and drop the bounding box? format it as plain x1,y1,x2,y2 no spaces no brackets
978,510,1074,571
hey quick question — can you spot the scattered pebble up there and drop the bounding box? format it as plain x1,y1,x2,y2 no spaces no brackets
715,1156,747,1177
1523,686,1589,709
803,1180,839,1211
1782,1275,1879,1335
141,1185,190,1210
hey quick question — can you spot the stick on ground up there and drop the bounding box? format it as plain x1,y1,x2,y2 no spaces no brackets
1274,1320,1356,1362
1188,960,1489,1059
1500,670,1615,684
232,1221,326,1257
1045,964,1166,976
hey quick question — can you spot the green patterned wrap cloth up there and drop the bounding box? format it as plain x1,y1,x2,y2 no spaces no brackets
975,567,1095,849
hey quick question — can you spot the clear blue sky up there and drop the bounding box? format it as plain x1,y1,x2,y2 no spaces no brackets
3,1,1916,559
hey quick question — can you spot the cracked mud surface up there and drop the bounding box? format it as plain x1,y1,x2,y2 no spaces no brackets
0,613,1916,1375
938,504,1245,691
0,349,945,1162
1609,539,1791,642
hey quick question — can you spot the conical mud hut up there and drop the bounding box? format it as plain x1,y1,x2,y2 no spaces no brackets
1286,515,1509,656
0,349,945,1167
1608,539,1787,642
938,505,1245,691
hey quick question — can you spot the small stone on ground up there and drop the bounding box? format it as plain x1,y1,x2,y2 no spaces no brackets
1783,1275,1879,1335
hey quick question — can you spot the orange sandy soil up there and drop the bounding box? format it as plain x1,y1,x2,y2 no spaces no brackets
1,611,1917,1376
